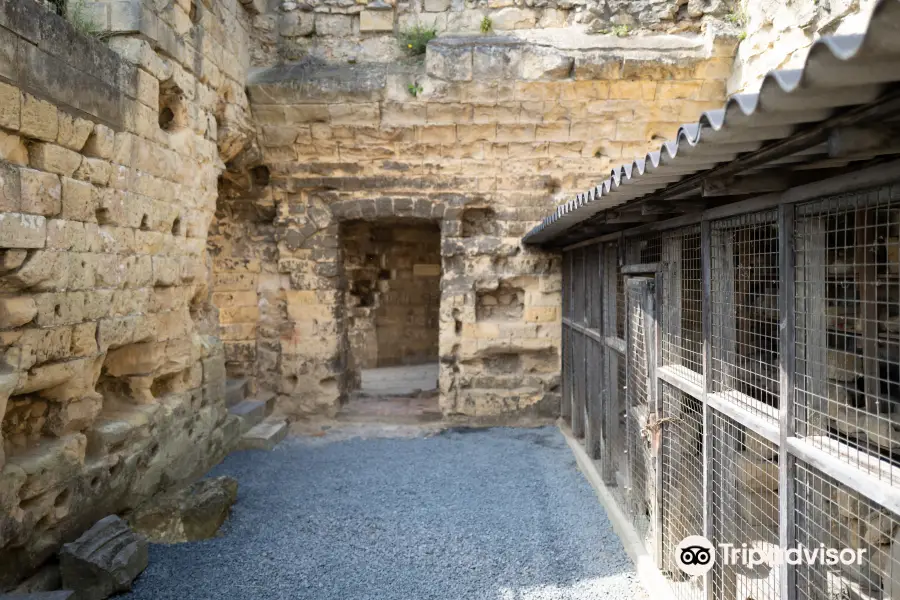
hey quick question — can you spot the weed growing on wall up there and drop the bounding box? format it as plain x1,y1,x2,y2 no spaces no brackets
480,16,493,34
407,81,423,97
399,25,437,56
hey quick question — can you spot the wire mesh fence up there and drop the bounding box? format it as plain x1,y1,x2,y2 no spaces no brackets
661,383,705,599
795,191,900,486
794,461,900,600
710,210,781,419
709,411,780,600
559,183,900,600
661,226,703,381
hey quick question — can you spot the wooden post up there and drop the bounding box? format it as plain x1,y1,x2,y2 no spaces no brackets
665,233,683,369
701,219,715,600
778,203,798,600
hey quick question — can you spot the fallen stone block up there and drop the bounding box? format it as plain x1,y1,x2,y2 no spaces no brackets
128,476,238,544
59,515,148,600
238,417,288,451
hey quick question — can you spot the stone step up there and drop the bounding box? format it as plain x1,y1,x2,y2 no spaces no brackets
228,399,269,432
225,378,249,407
237,417,289,451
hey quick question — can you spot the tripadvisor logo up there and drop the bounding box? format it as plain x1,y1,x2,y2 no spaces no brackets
676,536,716,576
675,536,868,576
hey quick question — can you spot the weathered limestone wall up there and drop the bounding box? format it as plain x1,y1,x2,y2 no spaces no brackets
728,0,878,94
248,0,737,65
0,0,255,588
343,220,440,372
241,29,738,419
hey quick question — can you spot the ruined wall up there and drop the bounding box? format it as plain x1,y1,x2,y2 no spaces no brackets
248,0,737,65
728,0,878,93
242,28,739,419
343,220,440,372
0,0,255,588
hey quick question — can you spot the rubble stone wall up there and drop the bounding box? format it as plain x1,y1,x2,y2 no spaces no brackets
248,0,738,65
0,0,255,588
239,29,738,419
728,0,878,94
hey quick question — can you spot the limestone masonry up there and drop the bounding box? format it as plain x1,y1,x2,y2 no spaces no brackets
1,0,870,589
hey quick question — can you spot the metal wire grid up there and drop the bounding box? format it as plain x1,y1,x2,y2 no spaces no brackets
626,281,654,545
629,232,663,264
660,383,705,599
794,461,900,600
795,192,900,485
709,410,781,600
626,395,654,545
710,211,781,418
615,348,628,482
661,226,704,379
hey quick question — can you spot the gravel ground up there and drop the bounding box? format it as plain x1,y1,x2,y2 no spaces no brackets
123,426,647,600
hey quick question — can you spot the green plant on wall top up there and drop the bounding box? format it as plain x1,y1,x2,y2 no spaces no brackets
407,81,424,97
725,8,748,27
480,16,492,34
596,24,629,37
399,25,437,56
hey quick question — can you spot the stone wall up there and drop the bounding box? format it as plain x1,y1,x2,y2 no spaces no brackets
728,0,878,93
238,28,739,419
0,0,255,588
343,220,441,372
249,0,737,65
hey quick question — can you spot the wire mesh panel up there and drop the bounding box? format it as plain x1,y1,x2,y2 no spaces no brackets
626,277,656,550
795,189,900,485
710,211,781,419
661,226,703,380
661,383,705,600
709,410,781,600
794,462,900,600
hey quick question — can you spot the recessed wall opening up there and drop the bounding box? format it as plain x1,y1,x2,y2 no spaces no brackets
341,219,441,419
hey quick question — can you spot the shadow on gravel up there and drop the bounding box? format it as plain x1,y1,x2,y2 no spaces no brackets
121,426,645,600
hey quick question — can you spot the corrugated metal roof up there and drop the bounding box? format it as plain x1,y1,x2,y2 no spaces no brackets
523,0,900,245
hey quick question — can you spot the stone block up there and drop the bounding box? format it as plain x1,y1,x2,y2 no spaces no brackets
20,94,59,142
20,169,62,217
57,113,94,152
60,177,96,223
28,144,82,178
519,47,573,80
238,417,288,451
280,11,315,36
128,476,238,543
491,7,537,29
0,130,28,166
59,515,148,600
0,297,36,328
573,52,623,80
0,213,46,249
83,124,116,160
315,14,353,36
360,10,393,31
0,162,20,213
426,44,473,82
0,81,20,130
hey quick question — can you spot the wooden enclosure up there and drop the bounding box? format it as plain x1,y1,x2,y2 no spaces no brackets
561,174,900,600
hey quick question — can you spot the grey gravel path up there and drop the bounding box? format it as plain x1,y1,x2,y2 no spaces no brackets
123,426,647,600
